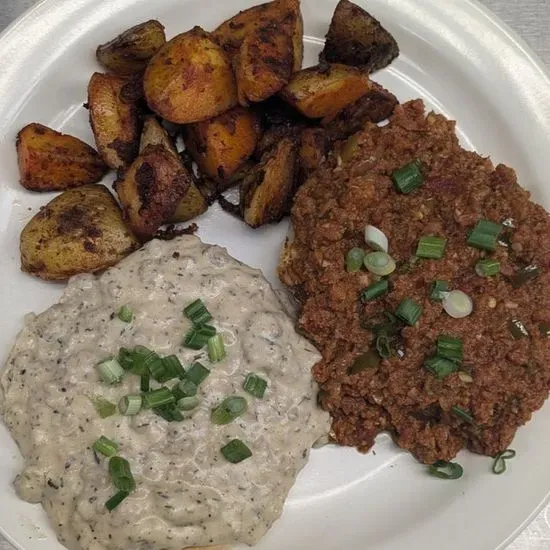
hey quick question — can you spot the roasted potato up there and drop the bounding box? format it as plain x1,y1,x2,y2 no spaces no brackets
279,63,372,120
184,106,261,183
139,115,179,157
297,127,329,184
20,184,138,280
114,144,192,240
96,20,166,75
168,183,209,223
88,72,141,170
144,26,238,124
16,123,107,192
320,0,399,73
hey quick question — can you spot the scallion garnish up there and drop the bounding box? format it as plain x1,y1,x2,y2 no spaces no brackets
347,349,381,374
416,236,447,259
395,298,422,326
172,379,197,401
346,248,365,273
451,405,474,424
391,160,423,194
96,357,125,385
208,334,226,362
105,490,129,512
161,355,186,381
186,362,210,385
424,356,457,379
142,387,175,409
140,373,150,393
184,299,213,326
183,324,217,350
360,279,389,303
127,346,156,375
375,334,392,359
243,373,268,398
492,449,516,475
90,395,117,418
428,460,463,480
177,396,200,411
475,259,500,277
467,219,502,251
146,353,167,382
109,456,135,493
364,252,396,276
153,404,184,422
118,347,135,370
93,436,119,458
118,394,142,416
508,319,529,340
509,265,541,288
436,335,463,363
211,396,247,425
364,225,388,252
429,280,449,302
117,305,133,323
221,439,252,464
442,290,473,319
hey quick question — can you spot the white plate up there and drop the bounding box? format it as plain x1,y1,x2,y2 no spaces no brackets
0,1,549,549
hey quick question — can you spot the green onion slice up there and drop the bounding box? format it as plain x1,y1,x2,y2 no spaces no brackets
105,490,129,511
424,356,458,379
118,394,142,416
177,396,200,411
475,259,501,277
442,290,473,319
142,387,175,409
360,279,389,303
509,265,541,288
346,248,365,273
243,373,268,398
126,346,156,376
416,236,447,259
347,349,381,374
118,348,134,370
184,299,213,326
183,324,217,350
395,298,423,326
109,456,135,493
492,449,516,475
90,395,117,419
508,319,529,339
364,252,396,276
211,396,247,425
208,334,226,362
392,160,423,194
467,219,502,251
161,355,186,381
437,335,463,363
451,405,474,423
221,439,252,464
429,280,449,302
186,362,210,385
96,357,125,385
172,379,197,401
375,334,392,359
153,404,184,422
140,373,150,393
93,436,118,458
364,225,388,253
117,305,133,323
428,460,463,480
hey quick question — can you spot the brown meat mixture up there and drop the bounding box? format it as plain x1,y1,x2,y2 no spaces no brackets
279,99,550,464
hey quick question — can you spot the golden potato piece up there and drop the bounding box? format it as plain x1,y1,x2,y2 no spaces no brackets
168,183,209,224
184,106,261,182
320,0,399,73
279,63,372,120
96,20,166,75
139,115,179,158
20,184,138,280
297,127,329,184
16,123,107,192
88,72,141,170
144,26,238,124
114,144,192,240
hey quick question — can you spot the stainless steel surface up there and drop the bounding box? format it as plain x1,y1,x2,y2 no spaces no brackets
0,0,548,549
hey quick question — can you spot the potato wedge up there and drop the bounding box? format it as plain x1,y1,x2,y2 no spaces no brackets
114,144,192,240
139,115,179,157
320,0,399,73
88,72,141,170
279,63,372,120
16,123,107,192
144,26,238,124
20,184,138,280
168,183,209,223
297,127,329,184
184,106,261,182
96,20,166,75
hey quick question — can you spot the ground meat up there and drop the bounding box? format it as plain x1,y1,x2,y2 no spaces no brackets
279,99,550,464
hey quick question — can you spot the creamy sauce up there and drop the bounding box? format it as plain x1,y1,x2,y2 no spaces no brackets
0,236,329,550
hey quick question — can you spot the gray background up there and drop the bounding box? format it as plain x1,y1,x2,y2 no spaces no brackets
0,0,548,549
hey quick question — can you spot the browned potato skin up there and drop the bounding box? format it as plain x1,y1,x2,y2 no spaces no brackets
139,115,179,157
20,184,138,280
240,136,296,228
297,127,329,183
96,20,166,75
88,72,141,170
114,144,192,241
16,123,107,192
279,63,374,120
144,26,238,124
184,106,261,183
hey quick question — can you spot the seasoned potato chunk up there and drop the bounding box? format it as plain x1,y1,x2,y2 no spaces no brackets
16,123,107,192
96,20,166,75
144,26,238,124
139,115,179,157
20,184,138,280
297,127,329,184
88,72,141,170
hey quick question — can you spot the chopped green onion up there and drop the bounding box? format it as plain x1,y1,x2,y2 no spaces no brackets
161,355,186,381
109,456,135,493
508,319,529,340
416,236,447,259
539,322,550,338
117,305,133,323
346,248,365,273
428,460,463,480
96,357,125,385
391,160,423,194
184,299,213,326
243,373,268,398
437,335,463,363
153,404,184,422
347,349,381,374
221,439,252,464
475,259,500,277
118,394,142,416
172,379,197,401
183,324,217,350
395,298,422,326
211,396,247,425
429,280,449,302
509,265,541,288
140,373,150,393
424,356,458,379
492,449,516,475
142,387,175,409
451,405,474,424
364,252,396,276
127,346,157,376
186,362,210,385
375,334,392,359
146,353,167,382
467,219,502,251
105,490,129,511
177,396,200,411
360,279,389,302
208,334,226,362
93,436,119,458
442,290,473,319
90,395,117,418
118,347,135,370
364,225,388,252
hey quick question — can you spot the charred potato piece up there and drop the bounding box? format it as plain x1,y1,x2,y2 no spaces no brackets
279,63,372,120
139,115,179,157
144,26,238,124
297,127,329,184
20,184,138,280
114,144,192,241
96,20,166,75
184,106,261,183
88,72,141,170
168,183,209,223
16,123,107,192
255,123,302,158
320,0,399,73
